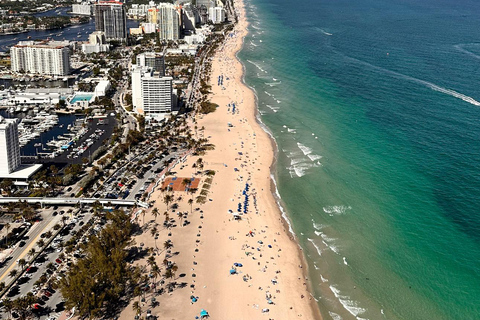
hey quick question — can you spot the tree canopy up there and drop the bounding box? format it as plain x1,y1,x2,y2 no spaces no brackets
60,210,138,318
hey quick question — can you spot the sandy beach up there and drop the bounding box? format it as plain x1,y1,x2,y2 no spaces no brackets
119,0,321,319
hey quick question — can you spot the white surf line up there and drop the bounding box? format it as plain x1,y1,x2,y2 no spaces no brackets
338,51,480,107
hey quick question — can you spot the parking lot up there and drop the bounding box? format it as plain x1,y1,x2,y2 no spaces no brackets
0,207,97,319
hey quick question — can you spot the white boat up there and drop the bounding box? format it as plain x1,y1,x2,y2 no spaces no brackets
22,107,28,112
63,77,68,81
34,143,42,147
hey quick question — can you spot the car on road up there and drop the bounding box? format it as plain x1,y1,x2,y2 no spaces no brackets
55,258,62,264
19,240,26,247
53,211,58,216
44,291,52,297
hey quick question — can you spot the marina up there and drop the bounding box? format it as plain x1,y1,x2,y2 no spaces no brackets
0,7,139,53
0,109,116,165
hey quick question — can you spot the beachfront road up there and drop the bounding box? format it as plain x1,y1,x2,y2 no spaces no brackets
0,207,62,286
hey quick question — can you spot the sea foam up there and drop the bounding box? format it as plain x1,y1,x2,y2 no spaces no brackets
307,238,322,256
329,285,367,318
265,104,279,113
329,312,343,320
297,142,323,162
323,205,352,216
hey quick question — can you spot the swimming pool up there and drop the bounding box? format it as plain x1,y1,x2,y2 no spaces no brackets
70,93,93,104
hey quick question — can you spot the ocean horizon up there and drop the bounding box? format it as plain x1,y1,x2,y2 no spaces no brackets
238,0,480,319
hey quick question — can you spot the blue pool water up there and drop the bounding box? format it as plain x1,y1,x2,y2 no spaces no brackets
70,94,93,104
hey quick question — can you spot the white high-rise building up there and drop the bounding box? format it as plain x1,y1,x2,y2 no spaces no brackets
128,2,156,17
72,2,93,16
157,3,180,40
209,6,225,24
0,116,21,176
11,41,70,76
82,31,110,54
132,66,173,118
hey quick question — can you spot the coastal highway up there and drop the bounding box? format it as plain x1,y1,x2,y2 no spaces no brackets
0,207,63,286
0,210,93,319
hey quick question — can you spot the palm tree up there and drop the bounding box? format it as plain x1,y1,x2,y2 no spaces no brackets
147,255,155,268
4,223,10,245
61,216,68,228
163,194,174,210
37,239,45,247
132,301,141,316
188,199,194,215
152,208,159,222
182,178,192,192
151,226,158,248
164,268,174,279
163,240,173,257
27,248,36,259
18,259,26,270
3,298,14,318
27,248,36,260
171,263,178,279
196,158,204,171
8,269,18,279
178,212,184,226
92,200,103,217
151,263,161,292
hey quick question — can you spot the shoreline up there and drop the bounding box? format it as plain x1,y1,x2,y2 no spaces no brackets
236,14,323,320
119,0,323,318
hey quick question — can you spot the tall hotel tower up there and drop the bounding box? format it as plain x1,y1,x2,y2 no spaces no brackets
94,1,127,42
0,117,21,176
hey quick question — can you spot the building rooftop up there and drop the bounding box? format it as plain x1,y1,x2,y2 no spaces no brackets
25,88,74,94
97,1,125,6
14,40,70,49
0,116,18,129
0,164,42,180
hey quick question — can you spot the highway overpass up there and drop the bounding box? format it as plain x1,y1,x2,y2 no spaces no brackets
0,197,149,208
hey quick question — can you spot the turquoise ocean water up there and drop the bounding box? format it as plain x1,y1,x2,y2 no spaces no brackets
238,0,480,319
